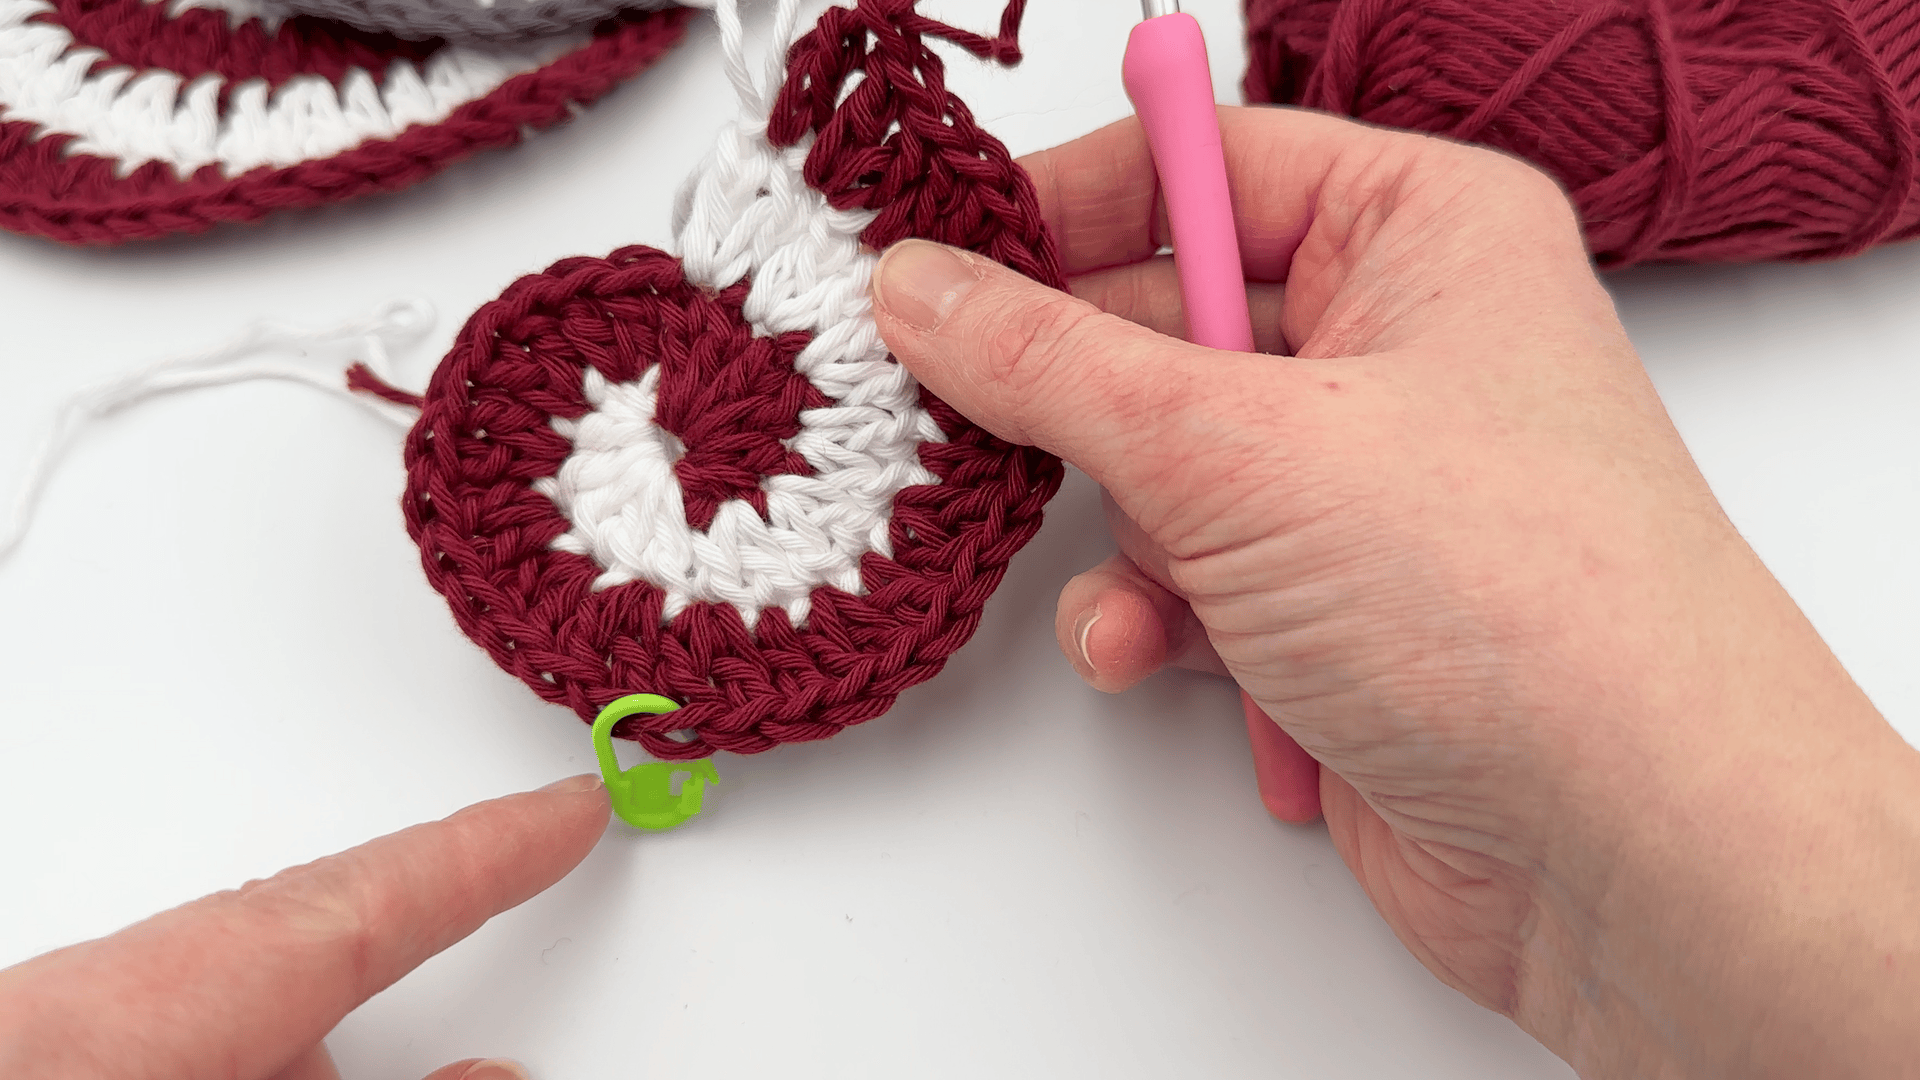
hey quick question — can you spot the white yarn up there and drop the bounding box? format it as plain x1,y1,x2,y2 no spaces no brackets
0,300,433,565
534,0,945,629
0,0,580,178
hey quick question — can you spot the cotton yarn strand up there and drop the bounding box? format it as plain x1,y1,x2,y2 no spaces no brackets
1243,0,1920,267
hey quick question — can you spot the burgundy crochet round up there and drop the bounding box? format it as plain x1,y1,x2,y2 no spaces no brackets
403,0,1064,757
0,3,689,245
1243,0,1920,267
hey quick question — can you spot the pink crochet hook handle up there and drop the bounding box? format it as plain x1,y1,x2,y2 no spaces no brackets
1122,1,1321,822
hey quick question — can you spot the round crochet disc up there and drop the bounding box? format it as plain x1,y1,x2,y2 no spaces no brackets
403,0,1063,756
407,245,1060,757
0,0,690,245
270,0,681,42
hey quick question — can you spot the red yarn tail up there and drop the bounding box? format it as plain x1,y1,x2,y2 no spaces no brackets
345,362,425,409
768,0,1030,143
916,0,1028,63
863,0,1028,64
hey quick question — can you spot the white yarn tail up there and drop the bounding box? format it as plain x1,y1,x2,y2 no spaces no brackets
0,299,434,565
712,0,806,112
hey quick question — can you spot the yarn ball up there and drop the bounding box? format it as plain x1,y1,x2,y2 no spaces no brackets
1242,0,1920,267
270,0,681,42
0,0,689,245
402,0,1062,758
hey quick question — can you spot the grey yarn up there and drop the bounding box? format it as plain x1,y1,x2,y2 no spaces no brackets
266,0,685,41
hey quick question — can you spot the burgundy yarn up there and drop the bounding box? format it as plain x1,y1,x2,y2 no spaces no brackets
769,0,1058,282
1243,0,1920,266
0,8,690,246
345,362,427,408
403,0,1064,758
652,316,829,533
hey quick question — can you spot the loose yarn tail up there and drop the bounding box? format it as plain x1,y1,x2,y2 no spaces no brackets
0,300,434,565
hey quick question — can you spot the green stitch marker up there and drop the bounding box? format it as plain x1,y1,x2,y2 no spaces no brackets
591,694,718,830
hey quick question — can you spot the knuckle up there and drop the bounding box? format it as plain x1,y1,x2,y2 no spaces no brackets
229,863,381,984
1394,136,1565,218
1426,137,1571,220
1477,149,1569,211
1322,124,1572,240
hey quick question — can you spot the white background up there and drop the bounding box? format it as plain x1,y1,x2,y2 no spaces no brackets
1,2,1915,1077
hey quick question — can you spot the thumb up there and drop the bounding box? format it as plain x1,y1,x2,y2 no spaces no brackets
870,239,1301,496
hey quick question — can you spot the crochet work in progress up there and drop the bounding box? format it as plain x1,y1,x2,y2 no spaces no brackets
402,0,1062,759
0,0,689,244
1242,0,1920,267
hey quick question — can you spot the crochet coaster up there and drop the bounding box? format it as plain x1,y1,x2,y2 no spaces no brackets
0,0,690,244
401,0,1064,758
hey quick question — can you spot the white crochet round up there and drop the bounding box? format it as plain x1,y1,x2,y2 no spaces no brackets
0,0,582,179
531,1,944,629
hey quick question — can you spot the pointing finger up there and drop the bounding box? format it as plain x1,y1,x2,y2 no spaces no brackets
0,776,610,1080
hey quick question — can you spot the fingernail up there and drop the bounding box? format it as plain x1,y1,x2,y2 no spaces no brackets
874,240,980,331
461,1060,530,1080
539,773,602,794
1072,604,1103,675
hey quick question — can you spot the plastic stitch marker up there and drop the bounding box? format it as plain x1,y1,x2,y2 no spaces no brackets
591,694,718,830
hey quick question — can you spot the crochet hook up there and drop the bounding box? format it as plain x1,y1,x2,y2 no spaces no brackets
1121,0,1321,822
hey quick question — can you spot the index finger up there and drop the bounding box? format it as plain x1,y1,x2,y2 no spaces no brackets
1019,106,1397,283
0,776,611,1080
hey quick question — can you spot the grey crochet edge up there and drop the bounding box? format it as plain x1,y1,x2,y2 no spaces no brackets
267,0,691,41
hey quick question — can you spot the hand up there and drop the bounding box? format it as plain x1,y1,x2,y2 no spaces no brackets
0,776,610,1080
870,107,1920,1078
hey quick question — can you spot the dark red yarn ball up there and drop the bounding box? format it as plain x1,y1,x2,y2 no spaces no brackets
1243,0,1920,267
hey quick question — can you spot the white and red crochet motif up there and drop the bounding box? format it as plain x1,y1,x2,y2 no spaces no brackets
535,0,939,628
0,0,689,243
401,0,1064,758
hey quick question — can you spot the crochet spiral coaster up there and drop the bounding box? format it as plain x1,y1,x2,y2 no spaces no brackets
0,0,689,244
402,0,1063,758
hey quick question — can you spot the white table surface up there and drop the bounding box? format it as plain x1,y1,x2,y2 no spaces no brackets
1,2,1915,1077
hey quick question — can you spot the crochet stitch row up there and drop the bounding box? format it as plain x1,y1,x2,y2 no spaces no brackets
2,0,581,177
0,0,689,242
535,45,944,629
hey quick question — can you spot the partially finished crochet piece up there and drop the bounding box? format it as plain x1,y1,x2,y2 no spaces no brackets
402,0,1063,758
0,0,689,244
